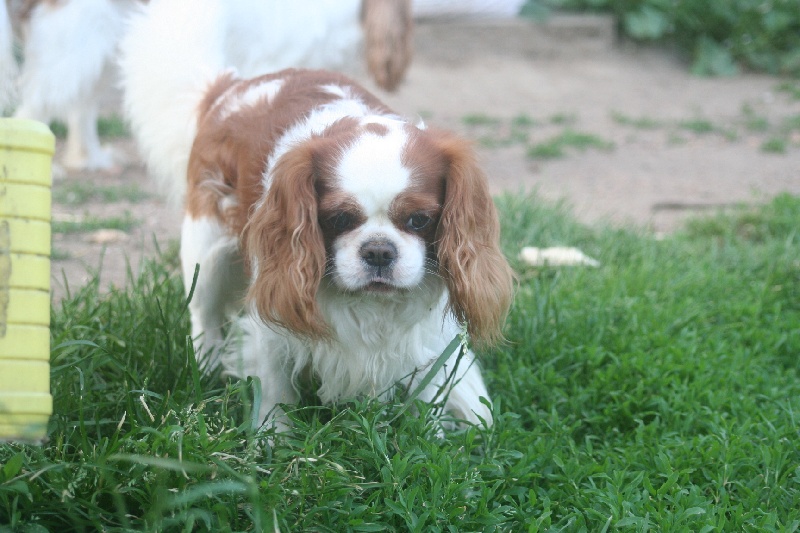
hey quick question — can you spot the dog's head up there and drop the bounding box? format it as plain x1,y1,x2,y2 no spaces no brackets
245,117,513,345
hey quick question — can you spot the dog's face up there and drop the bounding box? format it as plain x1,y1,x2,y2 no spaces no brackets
318,122,443,295
245,117,513,346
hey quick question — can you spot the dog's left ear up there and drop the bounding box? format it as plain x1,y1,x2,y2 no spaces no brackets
434,134,514,346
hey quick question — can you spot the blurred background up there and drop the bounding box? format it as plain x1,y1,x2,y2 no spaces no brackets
20,0,798,297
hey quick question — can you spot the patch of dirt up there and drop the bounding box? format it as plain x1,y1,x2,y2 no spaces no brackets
49,15,800,299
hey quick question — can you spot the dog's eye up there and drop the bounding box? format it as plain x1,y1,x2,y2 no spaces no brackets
331,212,356,232
406,213,432,231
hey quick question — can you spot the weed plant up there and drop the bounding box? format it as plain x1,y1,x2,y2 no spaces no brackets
1,194,799,530
527,130,614,159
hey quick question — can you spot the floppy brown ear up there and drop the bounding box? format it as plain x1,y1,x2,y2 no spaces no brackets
435,134,514,346
361,0,413,92
244,143,331,340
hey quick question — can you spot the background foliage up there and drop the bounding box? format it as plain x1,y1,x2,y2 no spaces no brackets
523,0,800,76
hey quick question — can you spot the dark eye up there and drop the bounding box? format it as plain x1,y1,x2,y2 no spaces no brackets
331,212,355,232
407,213,432,231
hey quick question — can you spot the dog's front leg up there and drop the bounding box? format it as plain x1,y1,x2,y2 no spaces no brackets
181,215,244,369
223,314,301,433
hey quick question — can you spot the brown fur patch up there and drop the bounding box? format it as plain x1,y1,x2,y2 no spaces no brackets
187,69,394,233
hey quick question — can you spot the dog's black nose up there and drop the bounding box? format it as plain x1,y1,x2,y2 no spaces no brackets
360,240,397,267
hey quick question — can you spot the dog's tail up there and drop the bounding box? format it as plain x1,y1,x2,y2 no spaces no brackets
119,0,230,206
0,0,18,114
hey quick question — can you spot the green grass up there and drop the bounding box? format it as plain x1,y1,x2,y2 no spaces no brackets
510,113,538,128
527,129,614,159
53,182,149,206
740,104,770,132
464,113,536,149
48,115,130,140
2,193,800,530
50,248,72,261
52,212,140,234
678,118,716,134
776,81,800,101
461,113,502,127
783,114,800,133
611,111,663,130
97,115,130,139
549,113,577,125
761,137,788,154
47,120,68,140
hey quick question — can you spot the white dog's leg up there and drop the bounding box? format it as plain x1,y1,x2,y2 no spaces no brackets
225,314,300,432
18,0,127,171
181,215,244,369
63,99,114,171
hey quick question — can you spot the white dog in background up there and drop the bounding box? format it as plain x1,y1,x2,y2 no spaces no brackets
0,0,411,174
0,0,141,171
120,0,411,205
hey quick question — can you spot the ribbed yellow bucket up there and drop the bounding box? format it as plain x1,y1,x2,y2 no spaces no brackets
0,118,54,443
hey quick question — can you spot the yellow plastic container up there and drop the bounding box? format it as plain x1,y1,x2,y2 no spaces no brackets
0,118,54,443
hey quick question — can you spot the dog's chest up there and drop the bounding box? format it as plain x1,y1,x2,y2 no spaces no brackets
297,291,457,403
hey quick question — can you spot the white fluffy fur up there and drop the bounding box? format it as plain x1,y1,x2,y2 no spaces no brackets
0,1,16,112
2,0,136,169
180,215,246,370
120,0,364,205
224,290,492,431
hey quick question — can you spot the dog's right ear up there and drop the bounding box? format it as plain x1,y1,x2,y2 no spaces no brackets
244,142,331,340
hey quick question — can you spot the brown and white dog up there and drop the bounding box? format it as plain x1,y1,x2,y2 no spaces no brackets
178,69,514,430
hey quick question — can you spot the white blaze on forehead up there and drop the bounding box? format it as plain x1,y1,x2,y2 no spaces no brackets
264,94,374,188
216,79,285,121
321,84,348,98
336,124,410,215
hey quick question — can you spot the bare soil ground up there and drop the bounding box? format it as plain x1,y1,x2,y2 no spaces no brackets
49,15,800,300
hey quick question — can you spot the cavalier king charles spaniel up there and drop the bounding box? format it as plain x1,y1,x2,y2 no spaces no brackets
174,68,514,430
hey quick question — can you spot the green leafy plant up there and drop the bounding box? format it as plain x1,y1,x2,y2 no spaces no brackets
525,0,800,76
